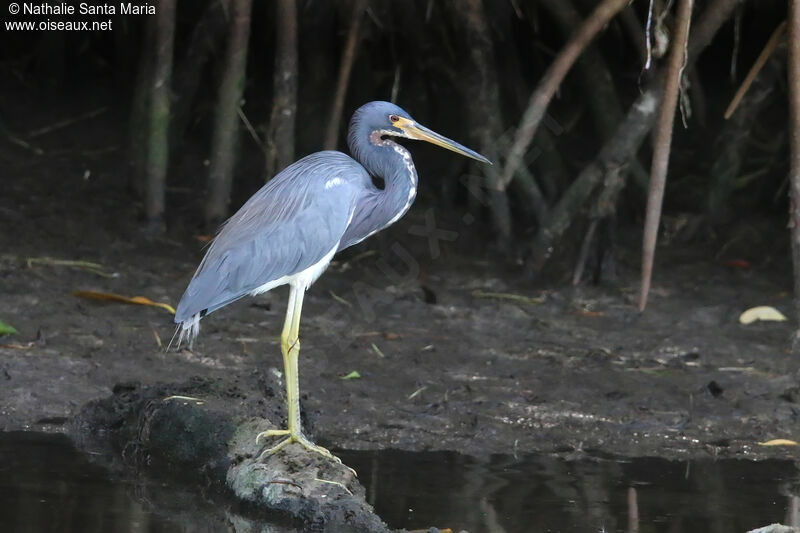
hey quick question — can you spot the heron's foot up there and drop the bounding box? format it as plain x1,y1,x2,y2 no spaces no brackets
256,430,356,475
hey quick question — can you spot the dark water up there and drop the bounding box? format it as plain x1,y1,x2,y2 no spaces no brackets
1,432,797,533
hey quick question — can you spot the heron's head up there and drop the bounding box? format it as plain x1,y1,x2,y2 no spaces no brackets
348,101,491,165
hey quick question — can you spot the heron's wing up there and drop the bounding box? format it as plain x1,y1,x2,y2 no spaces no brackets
175,152,366,323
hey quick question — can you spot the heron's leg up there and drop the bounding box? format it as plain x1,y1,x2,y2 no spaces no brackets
284,284,303,436
256,286,347,467
255,286,298,442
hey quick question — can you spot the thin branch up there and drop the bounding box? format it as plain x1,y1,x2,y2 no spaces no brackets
724,21,786,120
638,0,694,311
500,0,630,191
645,0,656,69
238,107,265,155
390,64,401,104
572,219,598,285
28,107,108,138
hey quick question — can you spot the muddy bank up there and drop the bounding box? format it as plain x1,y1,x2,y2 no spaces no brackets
3,237,799,464
3,218,800,451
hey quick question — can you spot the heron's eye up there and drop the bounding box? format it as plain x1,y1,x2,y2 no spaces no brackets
389,114,399,123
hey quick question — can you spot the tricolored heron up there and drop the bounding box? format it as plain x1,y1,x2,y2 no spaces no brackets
175,101,490,463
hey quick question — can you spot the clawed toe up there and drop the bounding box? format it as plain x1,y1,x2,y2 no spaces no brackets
255,429,290,444
255,431,356,476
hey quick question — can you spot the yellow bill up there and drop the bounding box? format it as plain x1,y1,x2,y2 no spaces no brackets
393,117,492,164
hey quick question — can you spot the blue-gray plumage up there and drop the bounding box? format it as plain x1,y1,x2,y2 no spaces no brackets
175,151,367,326
174,101,490,464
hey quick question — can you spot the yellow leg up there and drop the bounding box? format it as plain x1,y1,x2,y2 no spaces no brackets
256,285,346,466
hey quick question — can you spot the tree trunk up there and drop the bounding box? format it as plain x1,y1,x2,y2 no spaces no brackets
324,0,367,150
264,0,299,178
144,0,176,234
128,18,155,200
205,0,253,228
787,0,800,351
448,0,513,246
171,0,230,147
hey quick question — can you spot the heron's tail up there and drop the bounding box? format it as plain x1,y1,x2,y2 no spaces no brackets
168,313,201,351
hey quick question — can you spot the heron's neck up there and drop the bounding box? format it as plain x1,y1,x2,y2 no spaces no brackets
369,137,417,226
346,137,418,246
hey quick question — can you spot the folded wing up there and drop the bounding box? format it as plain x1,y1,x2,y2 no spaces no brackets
175,152,365,323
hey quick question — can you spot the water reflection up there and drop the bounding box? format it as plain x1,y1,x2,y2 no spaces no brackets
0,431,234,533
339,449,799,533
1,432,797,533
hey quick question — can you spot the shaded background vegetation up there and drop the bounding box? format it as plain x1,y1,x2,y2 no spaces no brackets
0,0,792,298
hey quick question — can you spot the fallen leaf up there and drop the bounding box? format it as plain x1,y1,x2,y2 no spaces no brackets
339,370,361,380
576,310,604,317
0,343,35,350
724,259,752,270
758,439,798,447
472,290,546,305
72,291,176,315
0,320,17,336
329,290,352,307
370,343,385,358
408,386,427,399
739,306,788,325
25,256,115,278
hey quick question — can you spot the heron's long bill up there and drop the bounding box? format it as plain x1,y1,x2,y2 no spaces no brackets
401,120,492,164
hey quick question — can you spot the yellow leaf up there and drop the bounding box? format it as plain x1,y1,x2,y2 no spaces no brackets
739,306,788,325
72,291,176,315
758,439,798,446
